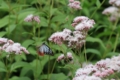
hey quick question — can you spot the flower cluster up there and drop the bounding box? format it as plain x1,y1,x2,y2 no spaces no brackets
48,29,71,45
102,0,120,22
72,16,95,31
68,0,82,10
57,52,73,62
0,38,29,56
49,16,95,48
73,55,120,80
109,0,120,7
24,14,40,24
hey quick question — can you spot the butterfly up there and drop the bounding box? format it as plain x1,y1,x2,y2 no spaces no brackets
37,43,54,56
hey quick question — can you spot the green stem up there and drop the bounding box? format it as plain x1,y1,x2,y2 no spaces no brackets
113,33,119,52
84,43,87,63
47,0,54,36
108,19,119,42
47,56,50,80
49,60,57,79
35,56,39,80
5,54,14,80
90,0,105,18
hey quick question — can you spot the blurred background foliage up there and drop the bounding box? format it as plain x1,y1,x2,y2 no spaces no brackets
0,0,120,80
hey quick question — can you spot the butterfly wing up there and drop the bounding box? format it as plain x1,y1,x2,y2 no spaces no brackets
38,43,54,56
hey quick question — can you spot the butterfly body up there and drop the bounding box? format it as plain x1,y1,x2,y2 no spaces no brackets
37,43,53,56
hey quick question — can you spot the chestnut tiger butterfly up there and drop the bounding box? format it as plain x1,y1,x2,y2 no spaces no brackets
37,43,53,56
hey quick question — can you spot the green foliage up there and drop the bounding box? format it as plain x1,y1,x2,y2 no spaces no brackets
0,0,120,80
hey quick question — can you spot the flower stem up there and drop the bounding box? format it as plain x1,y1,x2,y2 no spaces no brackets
47,56,50,80
113,33,119,52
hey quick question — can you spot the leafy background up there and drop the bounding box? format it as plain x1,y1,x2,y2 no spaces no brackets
0,0,120,80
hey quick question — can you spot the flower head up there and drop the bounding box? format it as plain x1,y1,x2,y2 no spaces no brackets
57,54,65,62
0,37,29,57
24,14,40,24
68,0,82,10
72,16,95,31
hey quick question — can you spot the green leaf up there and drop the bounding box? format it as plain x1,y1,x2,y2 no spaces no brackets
28,46,36,55
9,76,31,80
52,15,66,23
22,39,35,48
0,31,6,37
106,52,119,57
40,17,48,27
30,56,55,76
86,48,101,57
40,73,69,80
86,36,106,50
10,62,30,72
96,0,101,8
0,61,7,72
30,59,44,76
0,0,9,11
6,24,16,33
18,8,37,23
0,15,9,28
20,66,32,76
15,54,27,61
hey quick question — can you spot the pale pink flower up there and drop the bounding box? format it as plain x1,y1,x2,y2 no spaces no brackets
73,75,101,80
114,0,120,7
0,38,7,44
68,0,82,10
8,40,14,44
67,52,73,60
49,29,71,45
0,38,29,56
85,75,101,80
75,19,95,31
72,16,95,31
109,0,120,7
63,28,72,35
102,6,119,15
49,32,65,45
73,16,89,24
103,0,120,22
73,55,120,80
33,16,40,23
21,47,29,54
57,54,64,62
109,0,116,4
24,14,33,22
73,31,86,40
93,71,102,77
102,6,120,22
24,14,40,24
